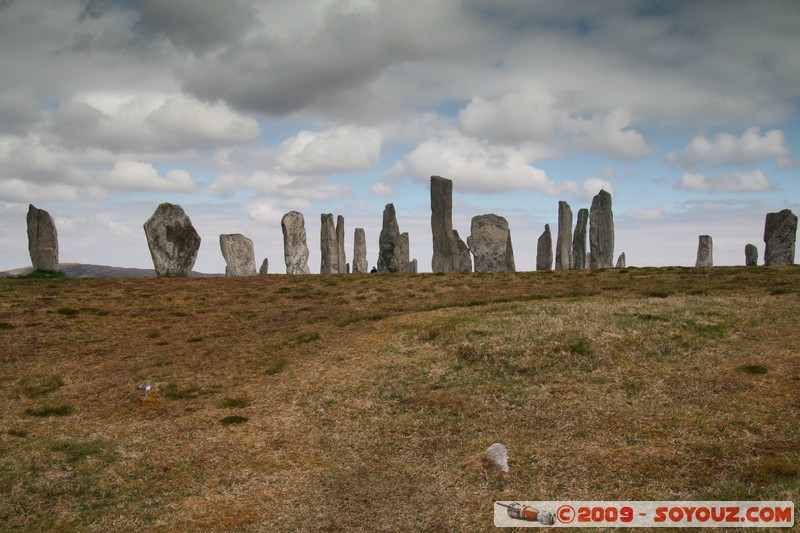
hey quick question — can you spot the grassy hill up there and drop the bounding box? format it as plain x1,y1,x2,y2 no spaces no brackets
1,266,798,531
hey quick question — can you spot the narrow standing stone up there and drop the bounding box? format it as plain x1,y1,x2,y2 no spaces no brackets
745,244,758,267
572,208,588,270
397,232,410,273
430,175,460,273
336,215,346,274
219,234,257,276
764,209,797,265
259,258,269,274
26,204,59,272
696,235,713,267
467,214,516,272
536,224,553,271
589,190,614,269
281,211,311,275
408,258,418,274
615,252,626,268
320,214,337,274
377,203,401,272
143,203,201,277
352,228,368,273
453,230,472,272
555,201,573,270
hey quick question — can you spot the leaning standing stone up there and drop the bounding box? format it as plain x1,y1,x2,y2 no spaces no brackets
143,203,201,277
572,208,588,270
615,252,626,268
453,230,473,272
352,228,368,273
536,224,553,271
467,214,516,272
555,201,573,270
589,190,614,269
745,244,758,267
281,211,311,275
26,204,59,272
763,209,797,265
696,235,713,267
219,234,257,276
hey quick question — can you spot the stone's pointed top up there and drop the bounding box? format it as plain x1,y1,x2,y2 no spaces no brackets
378,203,401,272
615,252,626,268
537,224,553,271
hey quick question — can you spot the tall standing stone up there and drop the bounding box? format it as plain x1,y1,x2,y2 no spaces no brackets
696,235,713,267
536,224,553,271
336,215,346,274
572,208,588,270
467,214,516,272
143,203,201,277
397,232,410,273
745,244,758,267
764,209,797,265
377,203,401,272
281,211,311,275
589,190,614,269
320,214,338,274
430,175,460,273
219,234,257,276
615,252,626,268
352,228,368,273
259,258,269,274
555,201,573,270
26,204,59,272
453,230,472,272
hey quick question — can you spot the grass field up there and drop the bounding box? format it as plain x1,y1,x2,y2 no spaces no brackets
1,266,799,531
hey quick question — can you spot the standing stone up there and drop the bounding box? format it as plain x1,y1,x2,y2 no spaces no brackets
409,259,418,274
571,208,588,270
585,253,591,269
745,244,758,267
764,209,797,265
352,228,368,273
555,201,573,270
589,190,614,269
453,230,473,272
219,234,257,276
259,258,269,274
26,204,59,272
281,211,311,275
430,175,460,273
467,214,516,272
336,215,346,274
615,252,626,268
377,203,401,272
536,224,553,271
320,214,338,274
696,235,713,267
397,232,410,273
143,203,201,277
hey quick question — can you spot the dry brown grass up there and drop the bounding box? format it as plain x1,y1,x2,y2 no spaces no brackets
1,266,798,531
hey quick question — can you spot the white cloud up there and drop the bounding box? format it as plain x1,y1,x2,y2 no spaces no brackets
668,127,793,169
106,160,196,192
371,182,393,197
0,179,83,203
563,108,651,161
0,88,40,136
385,131,571,194
581,178,614,200
275,126,382,175
624,206,665,220
246,201,284,225
677,170,774,192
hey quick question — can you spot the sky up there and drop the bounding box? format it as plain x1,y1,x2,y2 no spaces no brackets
1,0,798,274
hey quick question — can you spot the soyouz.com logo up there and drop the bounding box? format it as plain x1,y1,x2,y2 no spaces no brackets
493,501,794,528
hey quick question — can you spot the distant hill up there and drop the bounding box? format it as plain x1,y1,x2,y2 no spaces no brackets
0,263,224,278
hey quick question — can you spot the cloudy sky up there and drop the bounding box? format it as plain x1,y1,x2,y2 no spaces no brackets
1,0,798,273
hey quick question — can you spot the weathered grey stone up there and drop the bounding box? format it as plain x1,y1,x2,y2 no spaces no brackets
585,253,591,269
281,211,311,275
336,215,346,274
745,244,758,266
431,175,460,273
409,258,418,273
352,228,368,273
467,214,516,272
486,442,509,473
764,209,797,265
346,263,350,274
320,214,338,274
377,204,401,272
453,230,472,272
536,224,553,271
397,232,410,273
555,201,572,270
589,190,614,268
572,208,588,270
26,204,59,272
259,258,269,274
143,203,201,277
219,234,257,276
696,235,713,267
615,252,626,268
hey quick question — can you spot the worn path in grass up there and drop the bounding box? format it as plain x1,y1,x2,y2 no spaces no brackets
1,266,798,531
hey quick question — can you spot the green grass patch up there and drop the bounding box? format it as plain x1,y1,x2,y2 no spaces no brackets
644,290,672,298
738,364,768,375
16,374,64,398
19,270,66,280
25,404,74,417
57,307,80,317
186,337,203,343
0,322,16,330
220,415,249,425
51,438,117,464
161,381,219,400
7,429,28,437
264,357,288,376
216,397,250,408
